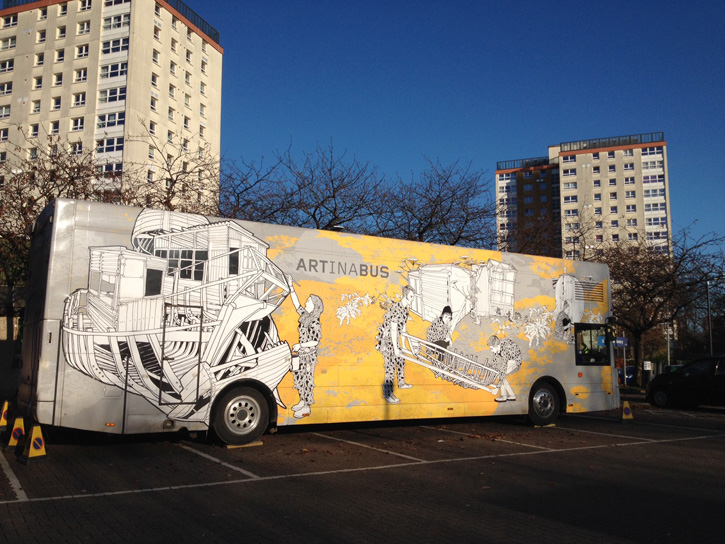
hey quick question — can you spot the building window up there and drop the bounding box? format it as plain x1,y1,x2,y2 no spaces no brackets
185,50,192,63
184,94,191,108
623,149,633,157
643,174,665,184
167,130,173,143
54,73,63,86
75,68,88,82
0,82,10,96
80,0,92,11
199,125,205,138
149,121,156,135
56,49,65,62
625,205,636,213
610,206,618,214
608,165,616,173
37,30,45,44
593,179,601,188
168,107,175,121
642,146,663,156
626,218,637,227
71,141,82,155
0,59,14,73
609,192,617,200
592,166,600,174
33,76,43,90
628,233,638,241
183,116,190,130
104,14,130,30
57,26,66,39
49,121,59,135
199,103,206,118
200,81,206,95
34,53,44,66
608,179,617,186
564,209,578,217
611,234,619,242
170,61,176,75
97,137,124,153
59,3,68,15
595,221,603,229
52,97,61,110
202,40,207,53
592,153,599,160
594,207,602,215
0,36,16,52
99,87,126,104
563,168,576,177
0,128,7,141
563,195,577,203
151,73,158,87
150,97,157,111
2,15,18,28
97,112,125,128
152,49,160,64
642,160,664,170
171,38,177,52
101,62,128,79
595,235,603,243
29,148,38,160
169,84,176,98
611,220,619,228
31,100,41,113
154,25,161,41
77,44,90,58
73,92,86,106
71,117,84,131
625,191,636,199
102,38,129,54
201,61,207,74
105,0,131,6
624,176,635,185
624,163,634,171
147,170,154,183
148,146,154,159
185,71,191,85
593,193,601,202
78,21,91,35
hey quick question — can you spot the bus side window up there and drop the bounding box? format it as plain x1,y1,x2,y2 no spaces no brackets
574,323,610,366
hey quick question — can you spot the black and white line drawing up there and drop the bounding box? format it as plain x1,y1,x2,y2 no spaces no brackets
61,209,294,423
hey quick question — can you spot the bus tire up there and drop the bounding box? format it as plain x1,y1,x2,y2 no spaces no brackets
528,382,559,426
213,386,269,445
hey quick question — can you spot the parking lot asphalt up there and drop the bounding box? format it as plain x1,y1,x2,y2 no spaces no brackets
1,403,724,544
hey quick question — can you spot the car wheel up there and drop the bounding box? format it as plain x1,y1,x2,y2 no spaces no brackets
528,382,559,426
213,386,269,445
651,388,671,408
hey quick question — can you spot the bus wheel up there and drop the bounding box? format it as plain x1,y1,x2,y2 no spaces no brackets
213,386,269,445
528,382,559,426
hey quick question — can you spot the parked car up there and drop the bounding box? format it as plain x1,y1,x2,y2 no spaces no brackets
618,366,635,385
646,357,725,408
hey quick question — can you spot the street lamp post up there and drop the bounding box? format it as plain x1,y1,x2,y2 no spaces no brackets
706,280,713,356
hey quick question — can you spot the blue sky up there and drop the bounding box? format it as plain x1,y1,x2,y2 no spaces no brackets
199,0,725,244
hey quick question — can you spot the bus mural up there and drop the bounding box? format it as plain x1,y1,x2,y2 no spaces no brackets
17,199,619,445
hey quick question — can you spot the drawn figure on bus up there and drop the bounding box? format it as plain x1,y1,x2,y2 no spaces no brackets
286,275,324,418
487,335,522,402
426,305,453,377
376,285,415,404
554,301,573,343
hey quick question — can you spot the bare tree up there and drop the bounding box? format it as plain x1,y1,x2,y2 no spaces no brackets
597,229,725,384
120,121,219,215
219,142,384,232
372,158,496,247
0,129,112,341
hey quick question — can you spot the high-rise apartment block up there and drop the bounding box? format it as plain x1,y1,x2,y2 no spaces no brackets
496,132,672,259
0,0,222,195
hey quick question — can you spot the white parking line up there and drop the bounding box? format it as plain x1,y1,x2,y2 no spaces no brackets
0,451,28,503
312,432,424,461
2,431,722,506
554,426,658,442
176,443,261,479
